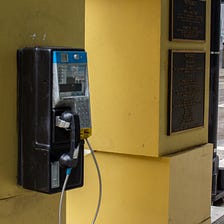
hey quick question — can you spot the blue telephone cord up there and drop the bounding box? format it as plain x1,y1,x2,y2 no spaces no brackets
59,140,102,224
59,168,72,224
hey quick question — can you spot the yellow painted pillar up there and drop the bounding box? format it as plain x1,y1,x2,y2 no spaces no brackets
67,0,213,224
67,144,212,224
84,0,210,157
0,1,84,224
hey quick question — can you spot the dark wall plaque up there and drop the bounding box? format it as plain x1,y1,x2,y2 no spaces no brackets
170,0,206,41
168,50,205,135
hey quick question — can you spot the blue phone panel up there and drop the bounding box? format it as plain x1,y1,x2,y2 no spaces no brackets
52,51,87,64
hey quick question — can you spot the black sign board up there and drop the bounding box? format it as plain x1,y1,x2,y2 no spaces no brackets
168,50,205,135
170,0,206,41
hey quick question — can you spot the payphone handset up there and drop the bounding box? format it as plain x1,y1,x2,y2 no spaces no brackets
52,50,92,140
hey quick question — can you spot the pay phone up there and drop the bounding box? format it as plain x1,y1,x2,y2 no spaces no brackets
17,47,91,193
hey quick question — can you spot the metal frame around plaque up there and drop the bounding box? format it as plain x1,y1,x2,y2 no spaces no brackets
169,0,206,42
168,50,206,135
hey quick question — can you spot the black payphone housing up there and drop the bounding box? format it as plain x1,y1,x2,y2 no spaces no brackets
17,47,91,193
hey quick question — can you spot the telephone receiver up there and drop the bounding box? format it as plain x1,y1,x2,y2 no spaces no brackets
57,111,81,168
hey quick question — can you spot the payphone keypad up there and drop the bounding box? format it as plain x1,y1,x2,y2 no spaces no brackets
75,97,91,128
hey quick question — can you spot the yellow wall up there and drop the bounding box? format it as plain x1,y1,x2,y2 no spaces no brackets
67,0,213,224
67,144,212,224
0,1,84,223
67,152,170,224
86,0,161,156
0,0,212,224
86,0,211,157
168,144,212,223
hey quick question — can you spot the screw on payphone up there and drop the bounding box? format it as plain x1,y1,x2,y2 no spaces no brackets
17,47,91,193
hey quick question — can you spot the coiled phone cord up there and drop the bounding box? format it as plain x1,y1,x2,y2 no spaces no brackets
58,139,102,224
